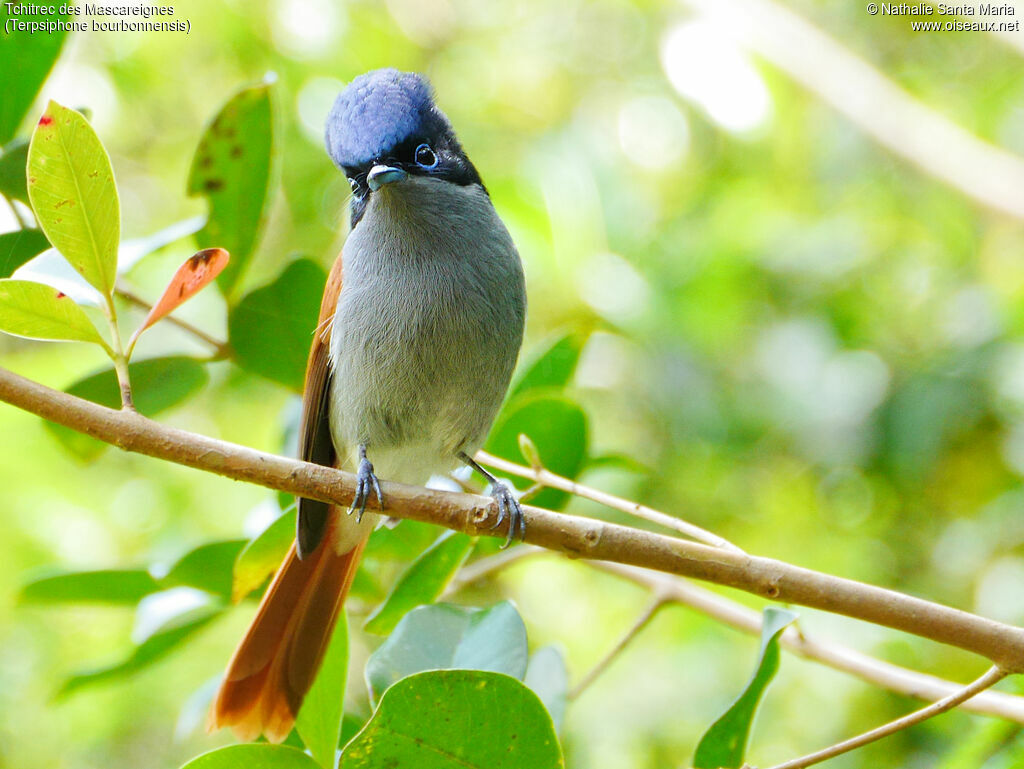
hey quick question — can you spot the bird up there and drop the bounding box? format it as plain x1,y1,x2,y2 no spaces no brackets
207,68,527,743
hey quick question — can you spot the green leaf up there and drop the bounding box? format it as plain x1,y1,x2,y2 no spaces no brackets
297,614,349,769
232,506,296,602
57,605,221,698
693,607,798,769
0,229,50,277
46,356,209,460
524,645,569,732
19,569,160,605
0,278,106,345
187,83,274,297
27,101,120,296
485,395,588,511
451,601,528,675
508,330,588,400
363,531,475,635
339,712,368,751
341,670,563,769
228,259,326,391
181,745,321,769
0,15,69,144
161,539,248,598
365,601,528,704
0,139,30,203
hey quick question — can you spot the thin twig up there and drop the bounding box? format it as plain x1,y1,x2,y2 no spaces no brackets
116,287,231,359
445,545,545,595
475,450,742,553
569,596,669,700
3,366,1024,671
594,562,1024,724
766,665,1009,769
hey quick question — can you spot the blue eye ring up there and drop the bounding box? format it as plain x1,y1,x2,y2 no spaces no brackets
414,143,439,169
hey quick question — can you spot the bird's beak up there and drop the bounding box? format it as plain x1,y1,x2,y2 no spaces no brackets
367,164,408,191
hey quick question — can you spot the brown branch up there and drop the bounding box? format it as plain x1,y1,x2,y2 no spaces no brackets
595,562,1024,725
766,665,1009,769
3,364,1024,673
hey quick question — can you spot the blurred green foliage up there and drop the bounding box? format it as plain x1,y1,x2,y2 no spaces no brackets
1,0,1024,768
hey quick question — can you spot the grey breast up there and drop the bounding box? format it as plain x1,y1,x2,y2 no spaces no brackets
328,175,526,471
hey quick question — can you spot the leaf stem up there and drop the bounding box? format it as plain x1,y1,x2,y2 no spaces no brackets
102,295,134,410
765,665,1009,769
116,286,231,359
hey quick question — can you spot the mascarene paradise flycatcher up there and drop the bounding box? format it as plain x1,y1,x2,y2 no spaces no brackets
208,68,527,742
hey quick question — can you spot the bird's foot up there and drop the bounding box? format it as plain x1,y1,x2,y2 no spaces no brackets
349,454,383,523
488,480,525,550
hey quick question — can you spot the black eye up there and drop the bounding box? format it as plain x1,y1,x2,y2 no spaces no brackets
348,177,362,196
414,143,438,169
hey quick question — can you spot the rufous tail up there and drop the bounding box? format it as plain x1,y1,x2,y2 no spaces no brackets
208,515,366,743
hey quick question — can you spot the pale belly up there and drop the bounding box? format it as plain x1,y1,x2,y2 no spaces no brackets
327,280,517,487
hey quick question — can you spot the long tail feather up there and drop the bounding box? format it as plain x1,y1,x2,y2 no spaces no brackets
208,513,366,743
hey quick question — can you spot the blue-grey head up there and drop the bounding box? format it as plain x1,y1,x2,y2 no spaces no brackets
325,69,483,225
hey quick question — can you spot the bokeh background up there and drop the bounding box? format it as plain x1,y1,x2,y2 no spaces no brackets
2,1,1024,767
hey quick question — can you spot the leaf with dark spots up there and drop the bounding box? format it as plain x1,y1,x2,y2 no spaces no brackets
0,278,106,345
187,84,274,298
27,101,119,296
340,671,563,769
132,248,229,340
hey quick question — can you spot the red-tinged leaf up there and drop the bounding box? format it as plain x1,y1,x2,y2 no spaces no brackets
139,248,229,332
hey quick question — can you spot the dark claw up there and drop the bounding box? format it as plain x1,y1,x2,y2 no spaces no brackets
488,481,524,549
350,456,383,523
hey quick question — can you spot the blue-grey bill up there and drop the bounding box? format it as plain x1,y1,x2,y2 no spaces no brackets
367,164,408,191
